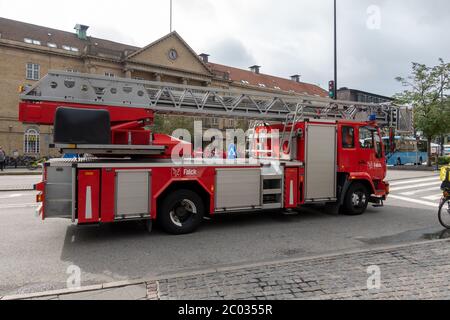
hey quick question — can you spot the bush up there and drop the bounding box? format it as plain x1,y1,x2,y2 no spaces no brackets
438,156,450,165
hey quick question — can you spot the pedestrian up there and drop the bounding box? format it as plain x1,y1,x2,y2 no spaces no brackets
12,149,19,169
0,146,6,171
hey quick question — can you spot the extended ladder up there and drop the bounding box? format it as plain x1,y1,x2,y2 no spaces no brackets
21,71,401,127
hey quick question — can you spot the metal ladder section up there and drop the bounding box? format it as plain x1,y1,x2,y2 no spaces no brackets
21,71,401,126
281,104,304,155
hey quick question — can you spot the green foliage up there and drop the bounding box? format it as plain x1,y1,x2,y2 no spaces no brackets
152,115,195,137
438,156,450,166
395,59,450,166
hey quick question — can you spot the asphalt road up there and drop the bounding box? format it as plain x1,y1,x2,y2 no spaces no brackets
0,173,447,296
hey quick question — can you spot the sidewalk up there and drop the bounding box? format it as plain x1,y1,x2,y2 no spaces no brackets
3,239,449,300
0,168,42,176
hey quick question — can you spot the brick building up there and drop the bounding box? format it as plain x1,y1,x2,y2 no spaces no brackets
0,17,327,157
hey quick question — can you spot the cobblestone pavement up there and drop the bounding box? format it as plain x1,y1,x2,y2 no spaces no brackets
146,240,450,300
10,239,447,300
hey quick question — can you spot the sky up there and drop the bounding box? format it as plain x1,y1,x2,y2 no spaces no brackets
1,0,449,96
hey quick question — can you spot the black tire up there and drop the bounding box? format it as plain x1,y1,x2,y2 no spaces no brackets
341,182,370,216
158,189,204,235
438,198,450,229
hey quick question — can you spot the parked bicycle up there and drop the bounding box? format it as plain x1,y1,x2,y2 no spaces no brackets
26,157,48,171
438,166,450,229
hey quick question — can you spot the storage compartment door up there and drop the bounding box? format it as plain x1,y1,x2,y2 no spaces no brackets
44,166,74,219
215,168,262,211
115,170,151,219
305,124,337,201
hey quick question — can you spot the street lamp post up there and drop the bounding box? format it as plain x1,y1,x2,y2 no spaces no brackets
334,0,338,100
170,0,173,32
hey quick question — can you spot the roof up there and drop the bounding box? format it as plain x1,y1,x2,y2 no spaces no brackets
208,62,328,97
0,16,327,97
0,17,139,54
126,31,212,75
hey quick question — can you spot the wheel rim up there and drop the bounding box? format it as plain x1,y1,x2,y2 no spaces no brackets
439,199,450,229
351,191,367,209
169,199,197,227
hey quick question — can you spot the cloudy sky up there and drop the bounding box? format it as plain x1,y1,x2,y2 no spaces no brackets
1,0,449,96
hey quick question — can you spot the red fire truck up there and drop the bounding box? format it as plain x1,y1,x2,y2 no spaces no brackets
19,71,397,235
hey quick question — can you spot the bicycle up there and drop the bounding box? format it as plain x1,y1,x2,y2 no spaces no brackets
26,157,48,171
438,185,450,229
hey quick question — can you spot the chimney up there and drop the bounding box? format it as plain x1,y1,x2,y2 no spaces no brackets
74,24,89,40
249,65,261,74
199,53,210,63
291,74,301,83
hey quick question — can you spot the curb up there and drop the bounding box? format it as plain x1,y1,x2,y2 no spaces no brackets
0,188,35,192
3,238,450,300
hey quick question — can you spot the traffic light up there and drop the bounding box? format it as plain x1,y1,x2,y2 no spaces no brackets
328,80,335,99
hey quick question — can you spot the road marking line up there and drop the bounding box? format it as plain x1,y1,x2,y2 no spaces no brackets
390,182,441,192
0,203,38,209
389,195,438,208
422,194,443,201
389,177,439,186
400,187,441,196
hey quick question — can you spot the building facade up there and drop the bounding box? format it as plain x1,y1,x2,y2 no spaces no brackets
0,17,327,157
337,88,393,104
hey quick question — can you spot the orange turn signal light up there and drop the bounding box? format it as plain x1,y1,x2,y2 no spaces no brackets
36,194,43,203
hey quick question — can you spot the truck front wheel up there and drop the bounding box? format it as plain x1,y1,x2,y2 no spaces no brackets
158,189,204,235
341,182,370,216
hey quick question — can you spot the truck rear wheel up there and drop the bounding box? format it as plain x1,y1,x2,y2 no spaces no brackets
341,182,370,216
158,189,204,235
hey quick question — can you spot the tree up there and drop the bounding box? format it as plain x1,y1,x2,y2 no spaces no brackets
395,59,450,166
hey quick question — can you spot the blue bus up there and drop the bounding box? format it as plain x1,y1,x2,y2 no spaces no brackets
382,136,428,166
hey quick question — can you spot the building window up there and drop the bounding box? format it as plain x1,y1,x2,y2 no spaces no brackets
212,118,219,126
227,119,235,127
66,69,78,73
26,63,40,80
62,45,71,51
47,43,57,48
24,38,41,45
24,128,40,154
105,72,115,77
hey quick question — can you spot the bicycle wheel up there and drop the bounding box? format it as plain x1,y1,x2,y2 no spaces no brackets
438,198,450,229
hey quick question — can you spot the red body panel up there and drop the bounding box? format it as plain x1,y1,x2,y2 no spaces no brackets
100,169,116,223
19,101,153,125
77,170,100,224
